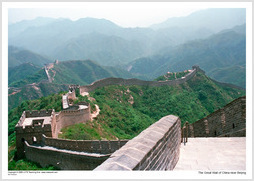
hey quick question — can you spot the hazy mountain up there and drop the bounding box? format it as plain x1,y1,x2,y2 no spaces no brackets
8,46,51,67
51,32,147,66
9,17,58,38
151,8,246,32
8,18,122,57
8,62,41,85
8,8,246,66
128,24,246,88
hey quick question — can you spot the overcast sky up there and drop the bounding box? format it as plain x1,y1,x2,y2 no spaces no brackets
8,2,209,27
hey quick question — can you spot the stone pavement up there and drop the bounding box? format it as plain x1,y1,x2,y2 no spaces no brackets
174,137,246,170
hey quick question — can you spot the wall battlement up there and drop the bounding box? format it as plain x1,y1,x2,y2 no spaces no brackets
25,109,54,118
187,96,246,137
15,124,52,133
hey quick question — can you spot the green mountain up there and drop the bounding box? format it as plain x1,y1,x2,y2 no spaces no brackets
8,46,51,68
49,60,145,85
8,82,68,110
8,62,41,85
8,60,144,110
9,68,48,88
128,24,246,88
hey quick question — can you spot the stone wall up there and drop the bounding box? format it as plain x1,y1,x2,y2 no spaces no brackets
94,115,181,171
187,96,246,137
80,68,197,93
24,141,110,170
42,135,129,154
53,105,91,138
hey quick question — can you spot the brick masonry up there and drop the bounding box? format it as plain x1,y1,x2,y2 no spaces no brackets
94,115,181,171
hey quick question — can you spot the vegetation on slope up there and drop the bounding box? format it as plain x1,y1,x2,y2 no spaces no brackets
49,60,145,85
8,82,68,110
62,71,245,140
9,68,48,88
154,70,190,81
8,63,41,85
208,65,246,88
8,70,245,170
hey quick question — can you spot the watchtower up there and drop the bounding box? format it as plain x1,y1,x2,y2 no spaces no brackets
15,109,55,158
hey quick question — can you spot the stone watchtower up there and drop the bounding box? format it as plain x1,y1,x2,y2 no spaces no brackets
15,110,56,159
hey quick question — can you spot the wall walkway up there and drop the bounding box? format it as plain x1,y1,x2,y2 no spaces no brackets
174,137,246,170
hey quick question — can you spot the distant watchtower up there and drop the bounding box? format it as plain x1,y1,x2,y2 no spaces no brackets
192,65,205,74
15,110,56,158
54,59,59,65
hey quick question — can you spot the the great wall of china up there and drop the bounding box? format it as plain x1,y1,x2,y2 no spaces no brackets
15,66,246,170
79,65,202,93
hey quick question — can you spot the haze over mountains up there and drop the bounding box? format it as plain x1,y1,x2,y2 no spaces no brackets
9,8,245,66
8,8,246,108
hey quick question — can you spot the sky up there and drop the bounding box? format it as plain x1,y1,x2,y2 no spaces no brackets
8,2,209,28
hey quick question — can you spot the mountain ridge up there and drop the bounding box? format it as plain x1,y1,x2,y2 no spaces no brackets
128,24,246,88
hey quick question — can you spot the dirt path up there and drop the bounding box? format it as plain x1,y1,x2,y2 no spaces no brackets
91,104,100,120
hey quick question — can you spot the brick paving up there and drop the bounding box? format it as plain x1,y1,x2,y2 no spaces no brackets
174,137,246,170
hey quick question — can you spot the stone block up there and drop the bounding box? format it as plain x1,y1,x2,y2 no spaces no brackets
112,148,145,162
113,154,140,170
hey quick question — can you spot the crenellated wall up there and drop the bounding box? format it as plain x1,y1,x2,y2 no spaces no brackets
80,67,197,93
187,96,246,137
94,115,181,171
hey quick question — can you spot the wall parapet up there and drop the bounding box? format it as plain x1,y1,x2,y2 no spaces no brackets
94,115,181,171
25,109,54,118
42,135,128,154
187,96,246,137
24,141,110,170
